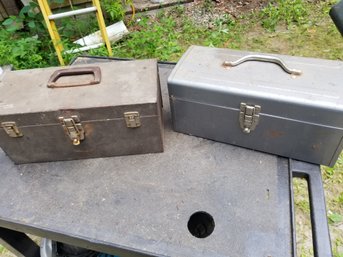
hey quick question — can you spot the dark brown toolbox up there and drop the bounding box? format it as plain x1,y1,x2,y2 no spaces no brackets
0,60,163,164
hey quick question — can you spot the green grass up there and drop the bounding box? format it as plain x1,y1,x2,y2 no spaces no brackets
1,0,342,68
98,11,240,61
87,0,343,62
294,153,343,257
322,154,343,257
238,1,343,60
260,0,309,31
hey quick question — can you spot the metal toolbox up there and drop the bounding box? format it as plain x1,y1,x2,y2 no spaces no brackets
0,60,163,164
168,46,343,166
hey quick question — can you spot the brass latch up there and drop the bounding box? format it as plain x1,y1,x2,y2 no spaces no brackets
59,115,85,145
239,103,261,134
124,112,141,128
1,121,23,138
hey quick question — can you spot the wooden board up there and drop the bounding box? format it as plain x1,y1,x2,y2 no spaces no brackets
0,1,8,21
0,0,20,21
49,0,91,9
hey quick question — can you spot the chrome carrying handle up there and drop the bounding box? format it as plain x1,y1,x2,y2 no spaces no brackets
223,55,302,76
47,66,101,88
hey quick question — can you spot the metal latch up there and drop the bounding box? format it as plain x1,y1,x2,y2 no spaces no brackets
59,115,85,145
1,121,23,138
239,103,261,134
124,112,141,128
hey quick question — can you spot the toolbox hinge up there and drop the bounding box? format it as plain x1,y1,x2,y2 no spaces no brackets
124,112,141,128
1,122,23,138
59,115,85,145
239,103,261,134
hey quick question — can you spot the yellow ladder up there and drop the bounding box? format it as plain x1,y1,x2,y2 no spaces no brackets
37,0,113,65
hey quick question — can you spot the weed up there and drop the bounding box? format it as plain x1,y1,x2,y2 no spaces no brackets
171,5,185,17
333,237,343,257
323,155,343,180
338,192,343,205
102,0,134,22
260,0,308,31
0,29,57,69
2,1,45,34
105,14,179,60
201,0,214,13
299,247,313,257
320,0,341,15
328,211,343,224
103,11,241,61
296,199,311,213
102,0,125,21
214,14,236,27
293,178,311,214
1,0,64,34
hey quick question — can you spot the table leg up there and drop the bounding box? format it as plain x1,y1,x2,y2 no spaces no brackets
0,227,40,257
291,160,333,257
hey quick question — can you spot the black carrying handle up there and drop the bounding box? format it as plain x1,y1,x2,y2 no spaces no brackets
47,67,101,88
330,0,343,36
290,160,333,257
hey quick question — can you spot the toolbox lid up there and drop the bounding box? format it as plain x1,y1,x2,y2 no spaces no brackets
168,46,343,128
0,60,159,125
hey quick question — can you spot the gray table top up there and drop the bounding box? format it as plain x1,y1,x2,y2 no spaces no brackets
0,58,293,257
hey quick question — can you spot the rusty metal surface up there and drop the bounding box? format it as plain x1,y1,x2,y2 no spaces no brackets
47,66,101,88
0,60,163,163
0,60,158,116
0,59,293,257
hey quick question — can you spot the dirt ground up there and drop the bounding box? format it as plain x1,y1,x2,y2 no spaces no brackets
202,0,269,15
176,0,270,27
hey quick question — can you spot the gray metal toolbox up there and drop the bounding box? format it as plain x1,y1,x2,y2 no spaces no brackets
168,45,343,166
0,60,163,164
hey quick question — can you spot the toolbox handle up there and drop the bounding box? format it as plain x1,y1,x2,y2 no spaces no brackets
223,55,302,76
47,67,101,88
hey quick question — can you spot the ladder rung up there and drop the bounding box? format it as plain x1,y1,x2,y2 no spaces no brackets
48,6,97,20
64,43,104,54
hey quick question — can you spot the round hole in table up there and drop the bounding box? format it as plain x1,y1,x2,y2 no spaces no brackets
187,211,215,238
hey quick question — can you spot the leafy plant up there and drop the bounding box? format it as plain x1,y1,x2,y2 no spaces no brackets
0,244,5,253
323,154,343,180
2,1,44,33
0,30,55,69
328,211,343,224
338,192,343,205
116,15,182,60
104,9,241,61
260,0,308,31
102,0,133,22
333,237,343,257
1,0,64,34
214,14,236,28
102,0,125,21
201,0,214,13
